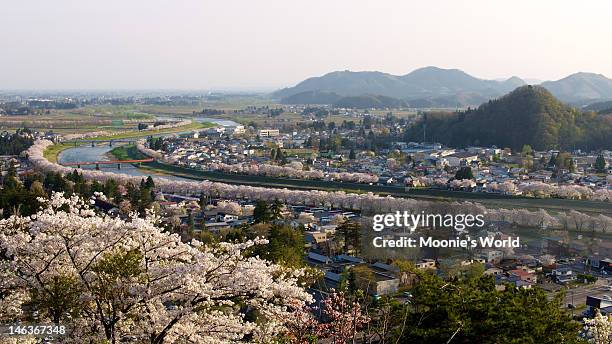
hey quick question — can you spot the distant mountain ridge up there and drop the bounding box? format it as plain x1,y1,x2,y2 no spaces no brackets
540,72,612,104
274,67,612,107
274,67,525,107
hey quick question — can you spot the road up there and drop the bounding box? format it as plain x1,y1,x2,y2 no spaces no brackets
137,159,612,215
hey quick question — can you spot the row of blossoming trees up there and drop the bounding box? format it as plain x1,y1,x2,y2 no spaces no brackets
408,176,611,202
26,140,612,232
136,140,380,183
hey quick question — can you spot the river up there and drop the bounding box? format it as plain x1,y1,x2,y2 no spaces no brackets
56,116,237,180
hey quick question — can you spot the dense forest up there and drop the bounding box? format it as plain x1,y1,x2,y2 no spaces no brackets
407,86,612,150
0,129,34,155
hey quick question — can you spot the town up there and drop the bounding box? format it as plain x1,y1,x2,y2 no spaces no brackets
2,0,612,341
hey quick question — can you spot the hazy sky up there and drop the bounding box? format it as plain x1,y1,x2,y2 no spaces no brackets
1,0,611,90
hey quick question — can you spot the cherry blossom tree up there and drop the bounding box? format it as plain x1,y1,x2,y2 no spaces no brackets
215,200,243,215
317,292,370,344
583,310,612,344
0,193,312,343
297,212,317,225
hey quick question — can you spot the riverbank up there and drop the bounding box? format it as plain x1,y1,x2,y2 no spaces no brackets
43,143,73,163
118,144,612,216
44,121,213,163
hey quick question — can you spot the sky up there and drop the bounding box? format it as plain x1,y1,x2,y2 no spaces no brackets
1,0,611,91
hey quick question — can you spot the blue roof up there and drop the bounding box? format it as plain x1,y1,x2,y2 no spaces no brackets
336,255,364,264
325,271,342,282
372,262,399,272
308,252,331,263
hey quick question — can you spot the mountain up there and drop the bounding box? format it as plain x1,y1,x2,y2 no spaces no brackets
398,67,523,96
584,100,612,114
274,71,407,99
540,72,612,104
280,91,342,105
333,95,407,108
274,67,525,107
280,91,406,108
406,85,612,150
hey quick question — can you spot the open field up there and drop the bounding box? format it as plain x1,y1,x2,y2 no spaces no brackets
0,106,157,133
2,100,419,137
83,121,212,141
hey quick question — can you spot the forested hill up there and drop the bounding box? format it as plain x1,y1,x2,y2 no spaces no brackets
406,85,612,151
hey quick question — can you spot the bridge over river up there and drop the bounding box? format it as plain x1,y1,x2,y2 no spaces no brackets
62,138,141,147
60,158,155,170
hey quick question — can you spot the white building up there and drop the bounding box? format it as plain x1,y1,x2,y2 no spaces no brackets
258,129,280,137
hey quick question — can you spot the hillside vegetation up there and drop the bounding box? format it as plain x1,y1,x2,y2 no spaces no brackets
407,85,612,150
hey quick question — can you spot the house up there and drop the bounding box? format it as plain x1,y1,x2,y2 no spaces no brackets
323,271,342,290
307,252,332,266
370,273,400,296
460,259,485,266
258,129,280,137
371,262,418,287
336,255,365,265
415,259,436,270
203,221,231,232
230,125,246,135
509,269,537,284
446,152,479,167
481,250,504,264
551,267,576,284
484,267,503,276
304,231,327,246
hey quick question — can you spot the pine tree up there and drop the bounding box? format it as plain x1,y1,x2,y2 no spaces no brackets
595,154,607,173
349,149,356,160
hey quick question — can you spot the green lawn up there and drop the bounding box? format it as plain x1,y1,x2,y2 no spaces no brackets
109,145,147,161
43,143,73,163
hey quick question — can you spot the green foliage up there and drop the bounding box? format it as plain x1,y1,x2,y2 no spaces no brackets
454,166,474,180
146,137,166,151
335,220,362,254
92,249,144,280
401,272,581,343
407,86,612,150
595,154,607,172
29,274,82,323
348,265,375,294
0,129,34,155
271,147,287,164
253,200,283,224
253,200,271,223
577,273,597,284
0,165,43,218
259,225,305,268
